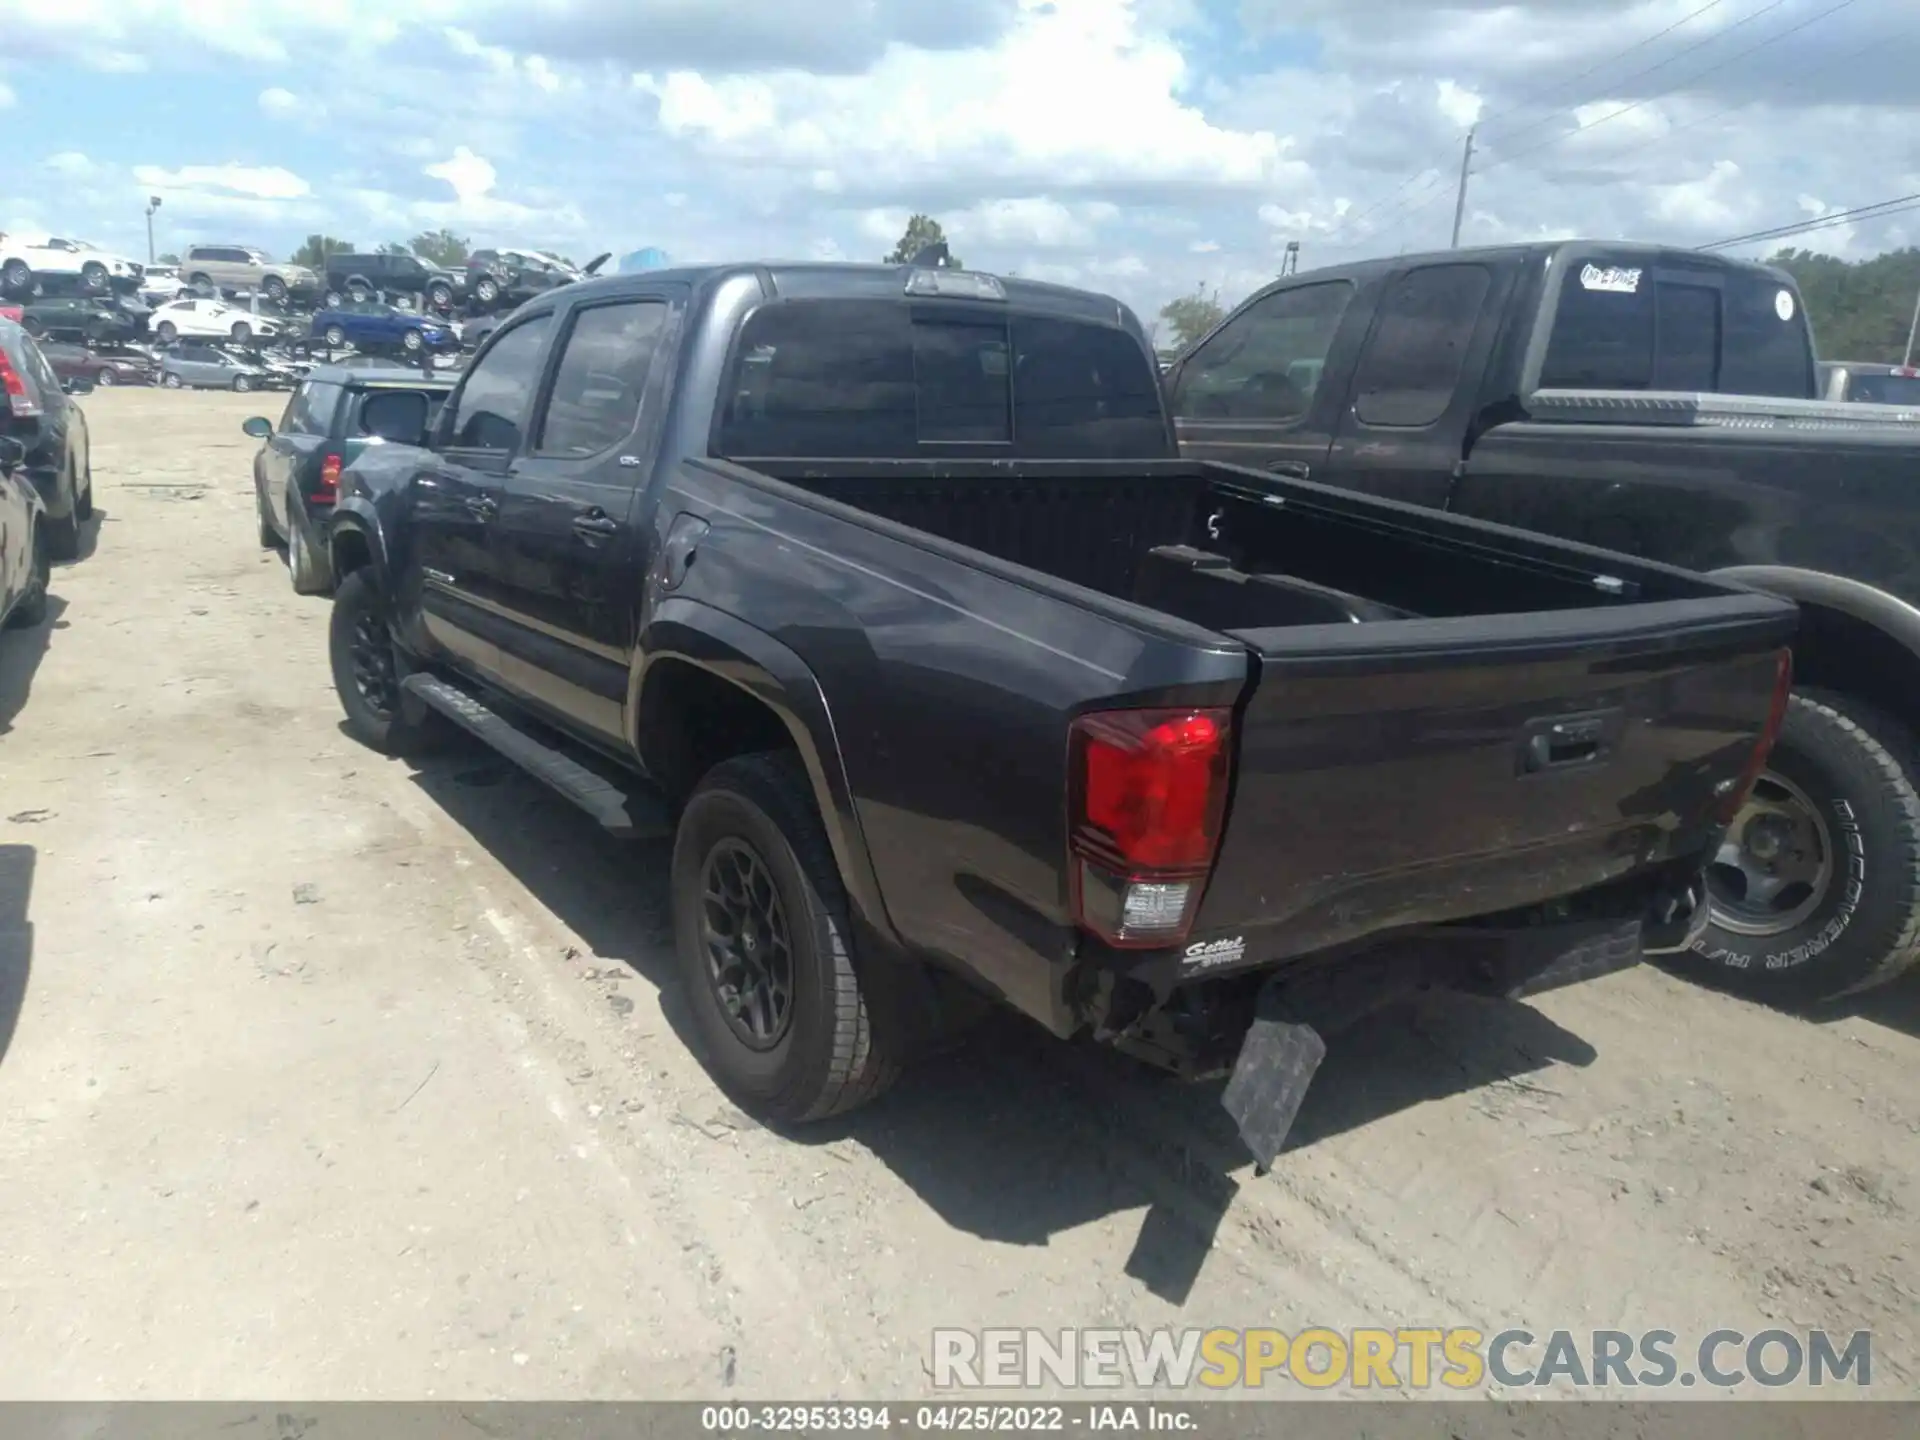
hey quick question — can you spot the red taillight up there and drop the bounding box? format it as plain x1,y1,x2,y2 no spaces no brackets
310,451,342,504
1067,707,1231,948
1715,649,1793,824
0,346,42,418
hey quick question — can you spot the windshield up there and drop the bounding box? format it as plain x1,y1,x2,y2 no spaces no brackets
1539,255,1816,399
1846,371,1920,406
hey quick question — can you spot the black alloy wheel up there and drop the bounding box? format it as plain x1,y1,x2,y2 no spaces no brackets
699,838,797,1050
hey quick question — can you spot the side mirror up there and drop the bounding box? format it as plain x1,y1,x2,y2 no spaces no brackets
0,435,23,473
242,416,274,439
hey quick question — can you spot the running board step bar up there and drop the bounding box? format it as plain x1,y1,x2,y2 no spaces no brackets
401,673,671,840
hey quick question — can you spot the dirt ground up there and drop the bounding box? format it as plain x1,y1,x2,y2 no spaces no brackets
1,386,1915,1402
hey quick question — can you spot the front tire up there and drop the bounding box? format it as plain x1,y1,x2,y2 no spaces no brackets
1680,689,1920,1005
156,321,178,343
474,276,500,305
232,374,252,393
402,328,423,353
45,465,81,562
328,568,449,755
256,479,278,547
324,325,347,348
672,752,903,1123
263,275,288,303
162,371,183,389
92,367,116,387
80,261,110,294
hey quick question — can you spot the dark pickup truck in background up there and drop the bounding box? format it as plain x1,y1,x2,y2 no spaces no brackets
1170,240,1920,1007
320,257,1794,1168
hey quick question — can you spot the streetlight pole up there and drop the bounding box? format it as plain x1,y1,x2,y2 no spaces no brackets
144,196,162,264
1904,278,1920,368
1450,127,1476,249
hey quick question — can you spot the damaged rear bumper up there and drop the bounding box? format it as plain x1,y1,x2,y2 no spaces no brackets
1136,867,1707,1172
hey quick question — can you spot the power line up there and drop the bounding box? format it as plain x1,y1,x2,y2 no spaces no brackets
1471,0,1734,135
1476,0,1864,175
1320,0,1757,244
1698,191,1920,251
1369,0,1871,245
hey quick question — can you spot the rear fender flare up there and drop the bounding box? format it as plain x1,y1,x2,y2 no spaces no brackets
633,596,901,951
1709,566,1920,665
327,499,389,590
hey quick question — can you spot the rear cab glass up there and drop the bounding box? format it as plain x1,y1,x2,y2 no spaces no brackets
1538,253,1815,399
714,299,1168,459
1846,370,1920,406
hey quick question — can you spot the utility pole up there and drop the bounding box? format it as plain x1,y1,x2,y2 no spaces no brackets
1450,127,1476,249
1904,277,1920,368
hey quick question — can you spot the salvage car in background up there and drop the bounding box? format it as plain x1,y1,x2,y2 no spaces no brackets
245,365,452,594
181,244,319,304
463,248,582,310
0,315,94,560
40,341,154,387
0,433,50,631
18,296,146,345
309,299,457,356
158,342,286,392
321,253,461,311
150,297,284,345
0,233,142,297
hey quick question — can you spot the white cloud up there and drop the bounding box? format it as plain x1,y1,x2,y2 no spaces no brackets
259,87,300,116
0,81,15,109
44,151,96,176
134,163,312,200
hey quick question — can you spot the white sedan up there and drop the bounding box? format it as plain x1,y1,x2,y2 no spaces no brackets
0,233,143,296
139,265,188,305
149,297,286,345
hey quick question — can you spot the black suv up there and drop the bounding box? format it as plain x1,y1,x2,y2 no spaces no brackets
462,248,582,311
322,254,461,312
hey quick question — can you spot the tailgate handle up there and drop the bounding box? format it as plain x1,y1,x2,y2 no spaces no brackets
1519,710,1618,774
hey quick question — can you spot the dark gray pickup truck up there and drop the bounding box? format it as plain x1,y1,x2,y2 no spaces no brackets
1170,240,1920,1006
320,257,1795,1167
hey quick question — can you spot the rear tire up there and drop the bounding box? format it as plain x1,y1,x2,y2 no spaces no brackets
328,568,449,755
324,325,346,348
1677,689,1920,1005
6,528,48,628
263,275,288,303
45,466,81,562
288,502,331,595
162,371,183,389
672,752,904,1123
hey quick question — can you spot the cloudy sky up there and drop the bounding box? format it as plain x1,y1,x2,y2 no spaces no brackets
3,0,1915,330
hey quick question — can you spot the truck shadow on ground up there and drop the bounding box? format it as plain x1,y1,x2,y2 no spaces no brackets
0,594,68,735
1829,970,1920,1041
0,844,35,1072
408,752,1603,1306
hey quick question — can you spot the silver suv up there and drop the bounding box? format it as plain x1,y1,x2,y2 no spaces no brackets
181,244,319,304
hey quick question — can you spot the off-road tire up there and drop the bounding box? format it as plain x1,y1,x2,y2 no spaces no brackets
672,752,904,1123
328,568,450,756
6,528,48,628
1675,688,1920,1005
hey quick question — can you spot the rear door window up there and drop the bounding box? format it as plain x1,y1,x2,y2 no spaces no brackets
1349,263,1492,428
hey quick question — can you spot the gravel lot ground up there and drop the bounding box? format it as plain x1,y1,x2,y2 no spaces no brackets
1,386,1916,1401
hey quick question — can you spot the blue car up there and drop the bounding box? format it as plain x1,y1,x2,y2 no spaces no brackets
309,299,456,356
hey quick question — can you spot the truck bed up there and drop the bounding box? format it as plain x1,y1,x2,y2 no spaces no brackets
737,455,1799,967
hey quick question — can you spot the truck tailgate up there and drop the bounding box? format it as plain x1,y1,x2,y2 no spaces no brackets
1193,594,1797,962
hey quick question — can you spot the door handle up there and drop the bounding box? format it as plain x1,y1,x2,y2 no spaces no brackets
1267,460,1312,480
463,495,498,519
572,510,619,539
